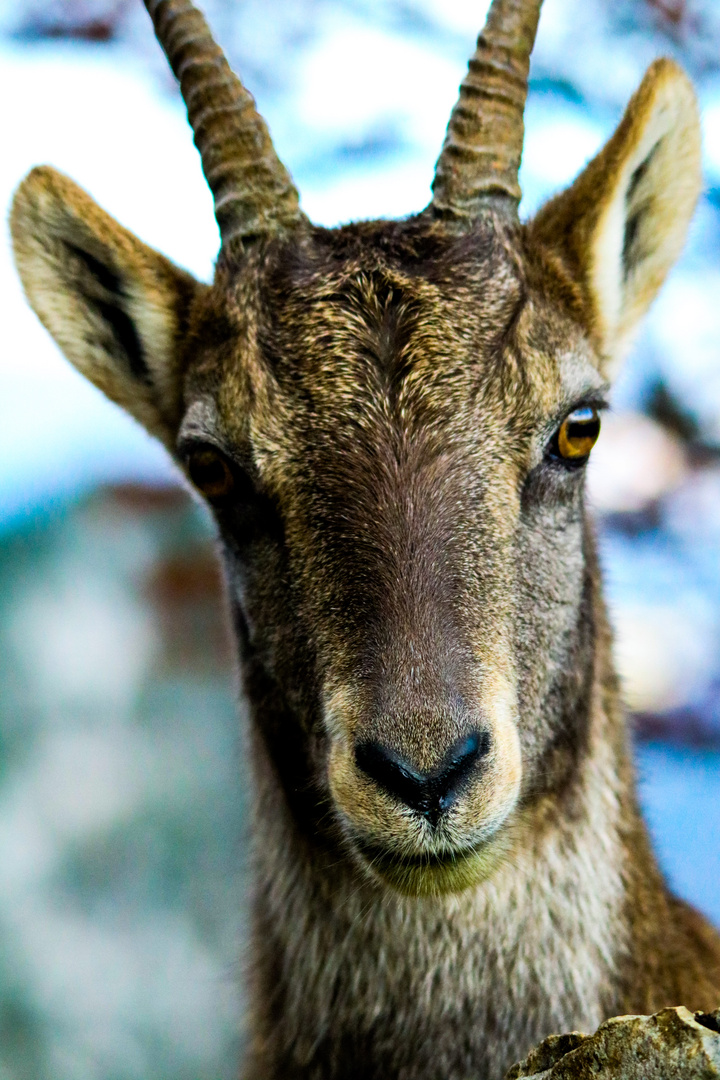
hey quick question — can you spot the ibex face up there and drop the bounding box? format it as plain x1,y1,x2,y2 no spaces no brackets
11,0,701,898
188,219,606,895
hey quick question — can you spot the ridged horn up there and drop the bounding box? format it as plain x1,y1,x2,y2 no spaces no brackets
431,0,543,220
144,0,306,252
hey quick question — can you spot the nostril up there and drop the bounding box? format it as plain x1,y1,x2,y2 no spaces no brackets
354,729,490,826
440,730,489,794
354,741,427,812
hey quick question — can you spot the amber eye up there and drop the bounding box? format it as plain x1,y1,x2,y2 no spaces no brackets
553,406,601,464
186,446,235,500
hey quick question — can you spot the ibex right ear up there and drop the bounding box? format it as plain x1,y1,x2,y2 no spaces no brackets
529,59,701,375
10,166,204,449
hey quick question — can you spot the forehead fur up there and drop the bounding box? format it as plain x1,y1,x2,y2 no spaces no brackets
186,213,592,472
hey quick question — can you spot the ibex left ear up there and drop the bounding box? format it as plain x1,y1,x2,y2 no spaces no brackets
530,58,701,374
10,166,204,450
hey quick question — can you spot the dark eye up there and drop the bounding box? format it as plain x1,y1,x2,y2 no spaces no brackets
550,406,601,465
185,445,235,501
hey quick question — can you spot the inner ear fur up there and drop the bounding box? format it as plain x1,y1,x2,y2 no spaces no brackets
10,166,204,448
529,58,701,374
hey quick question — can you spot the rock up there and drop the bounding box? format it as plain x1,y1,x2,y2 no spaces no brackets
505,1006,720,1079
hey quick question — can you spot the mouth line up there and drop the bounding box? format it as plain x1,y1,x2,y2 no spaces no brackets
356,838,481,873
351,823,518,896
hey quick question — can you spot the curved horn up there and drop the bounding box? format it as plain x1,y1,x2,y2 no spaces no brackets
431,0,543,221
144,0,306,252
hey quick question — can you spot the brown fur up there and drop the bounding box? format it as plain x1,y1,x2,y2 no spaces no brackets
9,15,720,1080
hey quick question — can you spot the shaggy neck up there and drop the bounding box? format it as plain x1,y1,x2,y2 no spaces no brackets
241,603,638,1080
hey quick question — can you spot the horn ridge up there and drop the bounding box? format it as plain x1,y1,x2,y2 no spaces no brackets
144,0,306,251
431,0,543,221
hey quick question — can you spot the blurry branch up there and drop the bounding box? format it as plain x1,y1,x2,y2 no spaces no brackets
12,0,133,42
647,380,700,446
646,0,688,27
607,0,720,77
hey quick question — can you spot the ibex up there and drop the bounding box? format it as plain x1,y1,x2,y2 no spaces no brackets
10,0,720,1077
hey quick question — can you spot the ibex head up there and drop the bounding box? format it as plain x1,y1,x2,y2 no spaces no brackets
11,0,701,896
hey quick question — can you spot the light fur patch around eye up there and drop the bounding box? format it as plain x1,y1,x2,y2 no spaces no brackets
178,397,222,447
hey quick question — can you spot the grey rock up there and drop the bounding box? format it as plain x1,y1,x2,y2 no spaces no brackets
505,1006,720,1079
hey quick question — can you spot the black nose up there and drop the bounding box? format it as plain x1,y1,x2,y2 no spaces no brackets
354,730,490,827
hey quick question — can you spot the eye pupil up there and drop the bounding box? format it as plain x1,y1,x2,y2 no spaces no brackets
556,406,601,462
187,448,234,499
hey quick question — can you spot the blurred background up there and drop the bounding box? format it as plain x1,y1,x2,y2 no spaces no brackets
1,0,720,1076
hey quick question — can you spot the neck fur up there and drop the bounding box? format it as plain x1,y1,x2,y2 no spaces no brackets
243,648,635,1080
